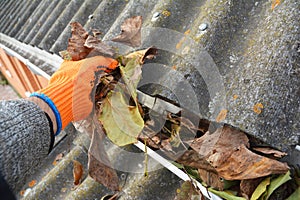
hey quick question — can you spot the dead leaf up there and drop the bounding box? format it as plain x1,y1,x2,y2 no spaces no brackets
162,9,171,17
253,103,263,114
252,147,287,158
123,47,157,65
111,16,142,47
73,160,84,185
28,180,37,187
52,153,64,166
216,109,228,122
88,117,119,191
174,181,203,200
240,178,264,199
198,169,225,190
84,35,115,57
67,22,91,61
187,126,289,181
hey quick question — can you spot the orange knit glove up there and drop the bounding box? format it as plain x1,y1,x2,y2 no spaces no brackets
31,56,118,135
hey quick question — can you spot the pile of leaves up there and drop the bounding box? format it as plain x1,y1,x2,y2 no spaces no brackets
59,16,299,199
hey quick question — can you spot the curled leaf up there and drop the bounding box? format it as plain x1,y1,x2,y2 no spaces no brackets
123,47,157,65
73,160,84,185
84,35,115,57
112,16,142,47
252,147,287,158
67,22,91,61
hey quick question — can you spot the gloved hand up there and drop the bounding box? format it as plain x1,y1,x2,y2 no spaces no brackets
31,56,118,135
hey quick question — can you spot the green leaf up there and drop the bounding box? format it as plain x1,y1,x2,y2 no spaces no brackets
264,171,291,200
208,188,246,200
286,187,300,200
99,91,144,146
250,177,271,200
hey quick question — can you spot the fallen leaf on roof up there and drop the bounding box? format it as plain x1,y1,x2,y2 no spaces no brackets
233,94,238,100
162,9,171,17
111,16,142,47
84,35,115,57
73,160,84,185
240,178,264,200
252,147,287,158
265,171,291,199
88,117,119,191
175,181,203,200
123,46,157,65
67,22,91,61
250,177,270,200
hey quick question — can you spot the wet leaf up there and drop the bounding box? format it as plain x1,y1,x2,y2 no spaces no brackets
73,160,84,185
286,187,300,200
88,117,119,191
67,22,91,61
252,147,287,158
265,171,291,199
250,177,270,200
174,181,203,200
208,188,246,200
216,109,228,122
111,16,142,47
99,91,144,146
84,35,115,57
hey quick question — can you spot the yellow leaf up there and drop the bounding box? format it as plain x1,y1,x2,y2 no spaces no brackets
250,177,270,200
233,94,238,100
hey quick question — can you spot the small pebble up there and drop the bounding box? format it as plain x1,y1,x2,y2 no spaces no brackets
199,23,208,31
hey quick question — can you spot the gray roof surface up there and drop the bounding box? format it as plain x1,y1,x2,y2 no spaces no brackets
0,0,299,199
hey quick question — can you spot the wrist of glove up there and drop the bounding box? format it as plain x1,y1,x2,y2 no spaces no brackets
31,56,118,135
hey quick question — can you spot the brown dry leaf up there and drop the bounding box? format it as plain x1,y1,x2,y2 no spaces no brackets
252,147,287,158
189,126,289,180
198,169,225,190
111,16,142,47
174,181,203,200
73,160,84,185
67,22,91,61
240,178,264,199
216,109,228,122
88,116,119,191
123,46,157,65
84,35,115,57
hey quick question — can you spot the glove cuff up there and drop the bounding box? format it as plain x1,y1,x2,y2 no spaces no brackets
32,80,74,134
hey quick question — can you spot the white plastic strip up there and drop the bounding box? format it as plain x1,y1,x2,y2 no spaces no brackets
134,141,222,200
0,43,51,80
